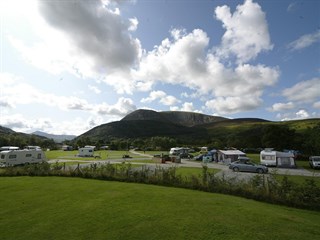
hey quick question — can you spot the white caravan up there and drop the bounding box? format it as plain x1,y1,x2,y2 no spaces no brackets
78,147,94,157
260,149,295,168
0,149,46,166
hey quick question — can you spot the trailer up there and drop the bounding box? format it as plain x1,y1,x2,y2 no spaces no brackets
0,149,46,167
260,149,295,168
78,147,94,157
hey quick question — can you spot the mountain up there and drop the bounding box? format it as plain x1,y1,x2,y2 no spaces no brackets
121,109,226,127
74,110,320,152
32,131,76,143
74,119,209,143
0,126,15,135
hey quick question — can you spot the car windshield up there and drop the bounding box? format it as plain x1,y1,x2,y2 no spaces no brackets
312,158,320,162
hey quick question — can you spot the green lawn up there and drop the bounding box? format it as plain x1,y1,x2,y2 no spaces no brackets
45,150,150,160
0,177,319,240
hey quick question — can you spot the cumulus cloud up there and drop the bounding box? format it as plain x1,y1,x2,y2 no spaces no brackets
96,97,136,116
8,0,141,80
214,0,273,63
38,0,141,72
268,102,295,112
181,102,195,112
141,91,180,106
205,96,262,115
282,78,320,103
276,109,312,121
287,30,320,51
8,0,279,116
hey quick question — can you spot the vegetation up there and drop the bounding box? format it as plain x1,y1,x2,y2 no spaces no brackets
0,177,319,240
1,162,319,211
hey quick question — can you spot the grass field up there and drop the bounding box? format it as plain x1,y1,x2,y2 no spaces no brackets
45,150,149,160
0,177,319,240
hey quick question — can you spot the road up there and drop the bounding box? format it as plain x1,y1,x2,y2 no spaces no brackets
48,149,320,181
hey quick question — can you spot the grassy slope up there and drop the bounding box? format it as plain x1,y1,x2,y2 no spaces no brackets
0,177,319,240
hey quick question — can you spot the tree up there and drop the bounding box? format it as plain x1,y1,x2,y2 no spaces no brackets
261,125,296,150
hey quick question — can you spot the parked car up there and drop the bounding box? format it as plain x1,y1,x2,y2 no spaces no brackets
179,153,194,159
229,160,268,174
309,156,320,169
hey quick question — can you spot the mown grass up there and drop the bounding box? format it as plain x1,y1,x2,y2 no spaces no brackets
45,150,149,160
176,166,220,178
0,177,319,240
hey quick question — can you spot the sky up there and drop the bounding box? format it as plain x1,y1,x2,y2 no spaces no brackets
0,0,319,136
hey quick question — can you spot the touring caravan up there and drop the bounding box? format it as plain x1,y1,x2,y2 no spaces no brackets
0,149,46,166
78,146,94,157
260,149,295,168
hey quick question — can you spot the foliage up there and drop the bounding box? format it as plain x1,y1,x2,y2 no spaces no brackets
1,163,319,211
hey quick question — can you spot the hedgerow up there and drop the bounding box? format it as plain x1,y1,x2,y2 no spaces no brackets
0,162,319,211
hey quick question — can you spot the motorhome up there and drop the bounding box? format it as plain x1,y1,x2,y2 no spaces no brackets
260,149,295,168
0,149,46,166
169,147,189,156
78,146,94,157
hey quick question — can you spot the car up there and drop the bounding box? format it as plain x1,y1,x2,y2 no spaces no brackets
229,160,268,174
309,156,320,169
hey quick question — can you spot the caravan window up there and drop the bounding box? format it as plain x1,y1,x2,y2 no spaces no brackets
26,154,32,157
37,154,42,159
262,155,275,160
9,155,17,159
1,154,5,159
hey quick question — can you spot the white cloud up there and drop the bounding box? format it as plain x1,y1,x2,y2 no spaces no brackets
205,96,262,115
38,0,141,72
96,97,136,116
214,0,273,63
276,109,312,121
268,102,295,112
0,114,105,136
296,109,310,118
88,85,101,94
7,0,279,117
181,102,195,112
141,91,179,106
282,78,320,103
287,30,320,51
8,0,141,80
0,73,136,117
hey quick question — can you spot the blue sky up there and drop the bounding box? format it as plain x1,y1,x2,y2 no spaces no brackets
0,0,319,135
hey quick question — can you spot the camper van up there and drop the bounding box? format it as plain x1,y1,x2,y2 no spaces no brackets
0,149,46,166
309,156,320,169
169,147,189,156
260,149,295,168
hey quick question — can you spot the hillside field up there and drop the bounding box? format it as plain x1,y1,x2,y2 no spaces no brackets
0,177,319,240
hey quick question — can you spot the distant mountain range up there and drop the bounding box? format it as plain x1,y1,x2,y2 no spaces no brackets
1,109,320,148
73,109,319,144
32,131,76,143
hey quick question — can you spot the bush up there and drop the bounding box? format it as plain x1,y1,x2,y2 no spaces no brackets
0,163,319,210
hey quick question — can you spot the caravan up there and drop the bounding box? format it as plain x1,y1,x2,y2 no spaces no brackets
78,146,94,157
260,149,295,168
0,149,46,166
